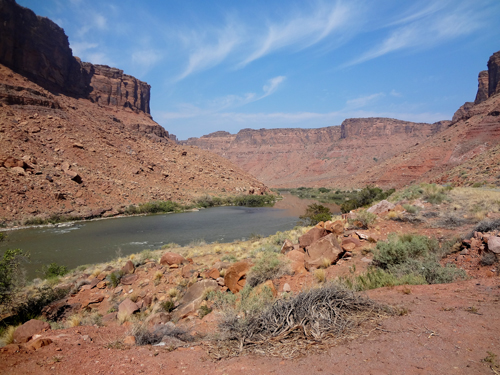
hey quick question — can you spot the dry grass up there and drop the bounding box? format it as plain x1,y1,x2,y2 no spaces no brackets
314,269,326,283
320,257,331,269
0,326,17,347
448,188,500,214
167,288,179,298
117,311,129,324
211,283,390,359
67,314,81,327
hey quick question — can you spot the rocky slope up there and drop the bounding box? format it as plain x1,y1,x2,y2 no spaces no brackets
182,119,447,188
0,0,270,226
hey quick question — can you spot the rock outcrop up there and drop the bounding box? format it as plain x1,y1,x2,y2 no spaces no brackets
0,0,150,114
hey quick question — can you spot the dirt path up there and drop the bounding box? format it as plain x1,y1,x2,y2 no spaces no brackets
2,277,499,375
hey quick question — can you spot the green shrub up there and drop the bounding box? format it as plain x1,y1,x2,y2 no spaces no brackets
108,271,124,288
198,305,212,318
374,234,435,269
299,203,331,225
160,300,175,313
0,249,29,305
402,204,420,214
349,209,377,229
247,252,290,287
40,263,68,279
0,233,6,242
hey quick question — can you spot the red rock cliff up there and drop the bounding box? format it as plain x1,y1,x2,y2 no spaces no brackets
0,0,150,114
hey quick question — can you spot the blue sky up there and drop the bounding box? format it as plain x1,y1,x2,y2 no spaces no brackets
18,0,500,140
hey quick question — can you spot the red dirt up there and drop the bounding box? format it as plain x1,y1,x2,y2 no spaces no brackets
2,277,499,375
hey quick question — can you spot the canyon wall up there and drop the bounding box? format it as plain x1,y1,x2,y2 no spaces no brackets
0,0,150,114
182,119,446,188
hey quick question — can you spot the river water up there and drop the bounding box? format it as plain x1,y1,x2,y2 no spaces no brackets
0,193,340,279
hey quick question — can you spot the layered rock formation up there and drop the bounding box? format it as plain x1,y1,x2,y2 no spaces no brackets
0,0,150,114
0,1,270,226
182,119,446,188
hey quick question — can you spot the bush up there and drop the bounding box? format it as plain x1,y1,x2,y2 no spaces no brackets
299,203,331,225
131,322,192,346
40,263,68,279
0,249,29,305
215,283,386,354
349,210,376,229
160,300,175,313
247,252,290,287
402,204,420,214
374,234,435,269
108,271,124,288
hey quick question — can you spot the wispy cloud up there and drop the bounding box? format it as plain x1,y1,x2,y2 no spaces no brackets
346,1,486,66
346,93,385,108
238,2,351,67
176,23,241,80
131,49,163,71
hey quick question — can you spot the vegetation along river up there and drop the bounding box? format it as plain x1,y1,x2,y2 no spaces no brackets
0,193,340,279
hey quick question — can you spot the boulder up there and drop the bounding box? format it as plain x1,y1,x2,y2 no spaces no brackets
118,299,139,316
123,336,136,345
203,268,220,279
285,250,307,275
121,260,135,275
173,280,218,319
324,220,344,235
146,312,171,326
367,200,395,215
304,234,343,270
181,264,194,278
120,274,138,285
2,157,27,169
81,295,104,309
27,338,53,351
102,312,117,324
64,169,82,183
282,283,291,293
13,319,50,343
280,239,295,254
224,261,252,294
160,252,185,266
11,166,26,176
488,236,500,254
299,227,327,249
341,237,362,252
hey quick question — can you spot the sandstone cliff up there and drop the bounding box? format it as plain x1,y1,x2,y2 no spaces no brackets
0,0,150,114
182,119,446,188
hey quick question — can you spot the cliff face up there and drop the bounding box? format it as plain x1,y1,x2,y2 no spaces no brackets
182,119,445,188
82,63,151,114
0,0,150,114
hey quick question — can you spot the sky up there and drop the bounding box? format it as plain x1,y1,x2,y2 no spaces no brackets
17,0,500,140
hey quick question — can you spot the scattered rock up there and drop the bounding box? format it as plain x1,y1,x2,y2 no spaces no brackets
488,236,500,254
121,274,139,285
324,220,344,235
224,261,252,294
123,336,136,345
121,260,135,275
13,319,50,344
27,338,53,351
41,300,81,321
160,252,186,266
367,200,395,215
299,227,327,249
173,279,218,319
304,234,343,270
118,299,139,317
280,239,295,254
282,283,291,292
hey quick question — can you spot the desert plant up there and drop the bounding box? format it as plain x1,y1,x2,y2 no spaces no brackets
0,325,17,347
67,314,82,327
299,203,331,225
480,252,497,266
167,288,179,298
0,248,29,305
160,300,175,313
130,322,192,346
314,268,326,283
198,305,212,318
40,262,68,279
348,209,376,229
374,234,435,269
246,252,290,287
108,271,124,288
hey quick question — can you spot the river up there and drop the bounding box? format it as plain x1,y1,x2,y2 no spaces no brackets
0,193,340,279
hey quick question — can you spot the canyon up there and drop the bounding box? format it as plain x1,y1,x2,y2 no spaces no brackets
183,51,500,190
0,0,270,226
